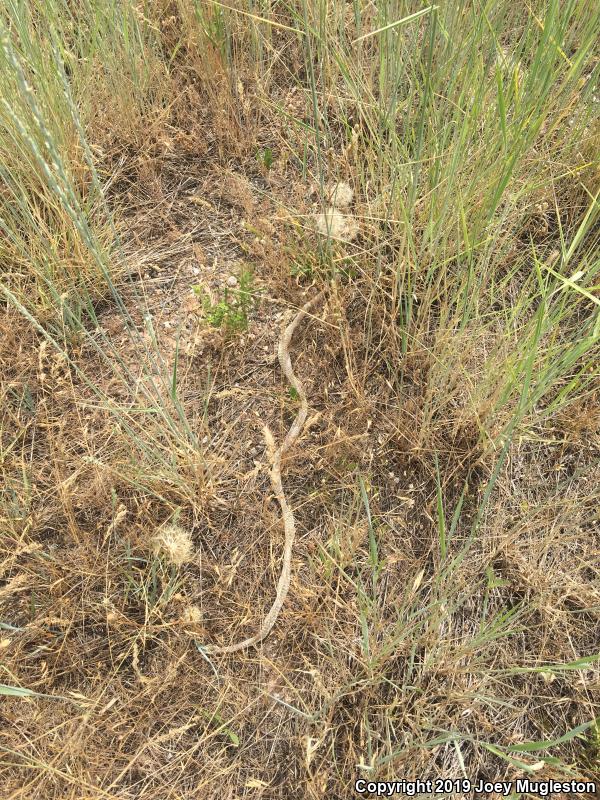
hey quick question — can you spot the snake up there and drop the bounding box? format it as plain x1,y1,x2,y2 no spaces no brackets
206,289,326,654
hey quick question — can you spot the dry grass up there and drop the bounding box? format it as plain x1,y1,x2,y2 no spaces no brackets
1,1,599,798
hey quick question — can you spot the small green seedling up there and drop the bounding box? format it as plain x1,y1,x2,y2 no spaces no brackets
193,267,258,334
290,257,314,278
200,709,240,747
257,147,274,171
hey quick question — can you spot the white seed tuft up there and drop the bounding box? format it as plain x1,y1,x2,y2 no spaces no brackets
152,524,194,567
181,604,202,625
314,207,358,242
326,181,354,209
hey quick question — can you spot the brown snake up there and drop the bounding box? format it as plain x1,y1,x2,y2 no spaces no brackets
206,290,326,654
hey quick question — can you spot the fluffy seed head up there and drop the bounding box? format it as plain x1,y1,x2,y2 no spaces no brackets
326,181,354,209
152,524,194,567
315,207,359,242
181,604,202,625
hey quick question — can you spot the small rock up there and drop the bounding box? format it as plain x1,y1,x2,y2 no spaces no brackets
227,275,238,288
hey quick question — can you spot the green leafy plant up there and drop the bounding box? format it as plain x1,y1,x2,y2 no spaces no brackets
290,257,314,279
199,709,240,747
257,146,274,172
193,267,257,334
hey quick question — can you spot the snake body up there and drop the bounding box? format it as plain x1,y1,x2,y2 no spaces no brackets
207,290,325,654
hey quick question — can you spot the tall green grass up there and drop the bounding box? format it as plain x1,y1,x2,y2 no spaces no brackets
0,0,169,321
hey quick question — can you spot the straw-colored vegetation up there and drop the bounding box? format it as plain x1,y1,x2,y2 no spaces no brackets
1,1,599,797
